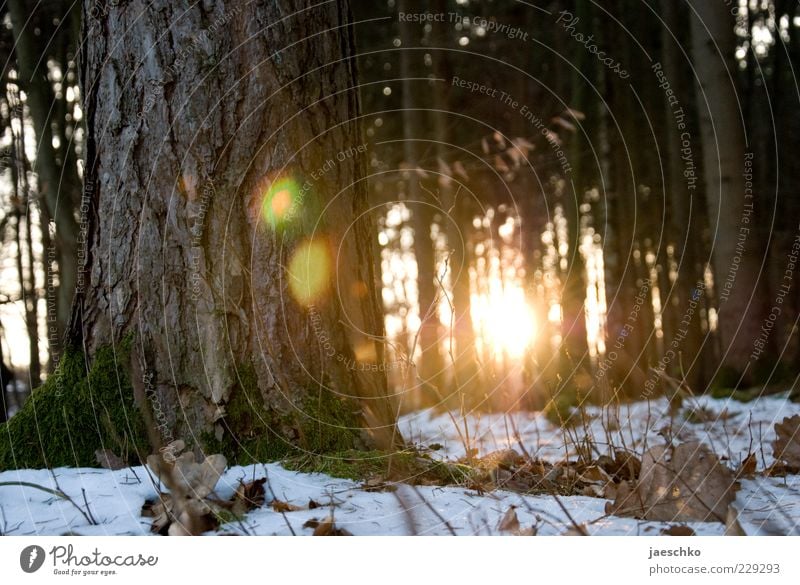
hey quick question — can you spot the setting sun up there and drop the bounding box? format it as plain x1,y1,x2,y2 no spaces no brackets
471,285,536,359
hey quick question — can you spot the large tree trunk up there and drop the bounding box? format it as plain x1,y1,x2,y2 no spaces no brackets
73,0,399,455
689,1,772,381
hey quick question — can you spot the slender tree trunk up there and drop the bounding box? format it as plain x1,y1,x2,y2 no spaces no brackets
23,197,41,388
689,0,772,380
558,0,590,397
428,0,480,404
8,0,79,347
73,0,398,453
398,0,443,402
0,322,12,424
9,116,41,389
659,0,706,392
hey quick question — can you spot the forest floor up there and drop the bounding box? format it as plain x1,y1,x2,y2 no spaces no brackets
1,393,799,536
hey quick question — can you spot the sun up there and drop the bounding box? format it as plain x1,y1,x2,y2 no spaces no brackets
471,284,536,359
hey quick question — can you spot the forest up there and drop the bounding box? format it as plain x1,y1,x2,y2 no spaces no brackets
0,0,799,538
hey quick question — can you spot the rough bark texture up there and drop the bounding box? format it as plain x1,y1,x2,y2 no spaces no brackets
689,1,771,377
73,0,398,456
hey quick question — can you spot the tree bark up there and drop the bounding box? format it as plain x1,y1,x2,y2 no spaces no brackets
73,0,399,454
689,0,772,379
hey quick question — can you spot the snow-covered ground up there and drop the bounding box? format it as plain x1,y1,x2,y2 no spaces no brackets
400,393,800,469
1,394,799,536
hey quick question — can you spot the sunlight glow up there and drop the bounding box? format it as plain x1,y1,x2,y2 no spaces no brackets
471,285,536,359
260,177,300,228
287,240,331,306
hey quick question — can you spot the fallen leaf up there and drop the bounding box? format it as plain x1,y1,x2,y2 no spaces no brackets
142,496,173,535
272,499,303,513
481,448,524,470
582,484,605,498
168,497,216,536
738,453,757,478
764,461,790,477
144,450,227,536
497,507,520,534
772,415,800,470
362,477,396,492
312,516,352,536
147,452,227,499
579,465,612,484
607,442,738,523
661,525,696,536
231,478,266,515
612,450,642,481
561,524,589,536
95,449,126,470
725,505,747,536
603,481,620,500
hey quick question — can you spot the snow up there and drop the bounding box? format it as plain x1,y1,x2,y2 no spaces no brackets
399,393,800,469
1,393,799,536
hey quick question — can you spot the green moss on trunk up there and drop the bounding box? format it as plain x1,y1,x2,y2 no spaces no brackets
206,363,363,464
0,339,149,470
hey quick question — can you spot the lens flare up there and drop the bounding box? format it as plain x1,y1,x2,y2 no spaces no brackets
260,177,300,228
287,240,331,306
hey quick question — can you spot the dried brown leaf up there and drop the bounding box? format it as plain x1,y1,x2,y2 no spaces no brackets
312,516,352,536
738,453,757,478
147,452,227,498
231,477,266,515
579,465,612,485
612,450,642,481
481,448,524,470
362,477,397,492
582,484,605,498
272,499,303,513
497,507,520,534
607,442,738,523
142,495,173,535
661,525,696,536
168,498,217,536
95,449,126,470
725,505,747,536
772,415,800,470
